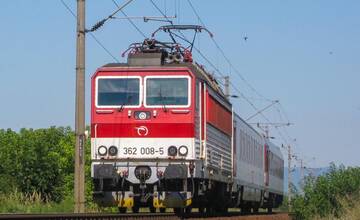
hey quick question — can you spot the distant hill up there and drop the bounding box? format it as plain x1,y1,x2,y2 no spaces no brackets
283,167,329,193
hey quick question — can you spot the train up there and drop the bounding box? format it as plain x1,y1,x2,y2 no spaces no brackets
90,36,284,215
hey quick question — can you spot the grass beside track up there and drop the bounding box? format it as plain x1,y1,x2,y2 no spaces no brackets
0,191,74,213
312,198,360,220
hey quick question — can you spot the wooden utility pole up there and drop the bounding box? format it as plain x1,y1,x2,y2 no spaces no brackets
287,145,292,209
74,0,86,213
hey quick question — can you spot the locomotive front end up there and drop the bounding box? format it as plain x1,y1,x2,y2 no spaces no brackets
90,56,196,212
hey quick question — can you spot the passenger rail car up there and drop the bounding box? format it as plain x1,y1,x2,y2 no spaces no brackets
90,39,284,214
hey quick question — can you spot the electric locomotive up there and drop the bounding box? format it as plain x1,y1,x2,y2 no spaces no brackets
90,25,284,215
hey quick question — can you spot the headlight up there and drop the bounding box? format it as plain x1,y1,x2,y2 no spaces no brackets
108,146,118,156
98,145,107,156
178,145,188,156
168,146,177,156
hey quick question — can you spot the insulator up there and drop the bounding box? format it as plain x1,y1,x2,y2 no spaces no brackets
174,53,182,62
90,19,106,32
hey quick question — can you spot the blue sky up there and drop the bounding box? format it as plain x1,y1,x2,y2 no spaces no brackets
0,0,359,167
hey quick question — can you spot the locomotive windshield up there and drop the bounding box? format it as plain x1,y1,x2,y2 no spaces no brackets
145,77,189,106
97,77,140,107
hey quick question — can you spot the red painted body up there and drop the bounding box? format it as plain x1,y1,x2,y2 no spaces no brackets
91,123,194,138
91,66,232,141
206,94,232,136
91,67,197,139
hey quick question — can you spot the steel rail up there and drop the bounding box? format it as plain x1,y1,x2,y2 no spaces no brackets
0,213,176,220
0,212,293,220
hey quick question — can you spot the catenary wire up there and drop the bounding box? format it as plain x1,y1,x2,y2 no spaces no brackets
152,0,275,114
190,42,291,146
149,0,173,24
185,0,299,148
62,0,294,150
194,36,292,147
60,0,119,62
111,0,147,38
88,0,135,32
149,0,289,144
186,0,272,102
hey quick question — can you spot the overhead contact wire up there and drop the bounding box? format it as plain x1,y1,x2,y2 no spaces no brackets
186,0,270,102
60,0,119,62
186,0,298,148
111,0,147,38
149,1,280,139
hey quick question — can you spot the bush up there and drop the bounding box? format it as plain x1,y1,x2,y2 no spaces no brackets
291,164,360,219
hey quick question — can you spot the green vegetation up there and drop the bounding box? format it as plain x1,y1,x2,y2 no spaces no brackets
0,191,74,213
291,164,360,220
2,126,360,218
314,195,360,220
0,127,94,213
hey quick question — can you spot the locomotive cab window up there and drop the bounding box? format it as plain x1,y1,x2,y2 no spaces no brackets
144,76,190,107
96,77,141,107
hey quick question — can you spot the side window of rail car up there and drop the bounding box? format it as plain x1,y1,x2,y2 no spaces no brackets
145,77,189,106
97,78,140,106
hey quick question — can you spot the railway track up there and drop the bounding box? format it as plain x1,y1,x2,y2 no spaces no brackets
0,212,292,220
0,213,175,220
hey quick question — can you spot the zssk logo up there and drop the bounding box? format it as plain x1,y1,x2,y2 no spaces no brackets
135,126,149,136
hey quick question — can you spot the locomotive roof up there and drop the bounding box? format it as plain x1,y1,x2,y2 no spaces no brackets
233,112,263,139
267,141,284,160
233,112,282,155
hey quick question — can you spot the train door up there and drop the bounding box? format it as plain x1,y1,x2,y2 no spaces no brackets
200,82,206,159
233,123,237,177
264,144,270,186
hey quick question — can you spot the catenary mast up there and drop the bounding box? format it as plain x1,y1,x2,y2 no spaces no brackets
74,0,86,213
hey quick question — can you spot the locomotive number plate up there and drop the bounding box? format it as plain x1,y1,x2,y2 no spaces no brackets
122,147,164,156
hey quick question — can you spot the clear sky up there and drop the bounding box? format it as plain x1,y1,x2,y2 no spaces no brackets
0,0,359,167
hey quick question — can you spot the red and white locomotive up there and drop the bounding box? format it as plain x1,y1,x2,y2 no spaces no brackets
91,30,284,214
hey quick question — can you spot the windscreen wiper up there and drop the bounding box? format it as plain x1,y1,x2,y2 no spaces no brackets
118,95,132,112
118,102,125,112
159,89,168,112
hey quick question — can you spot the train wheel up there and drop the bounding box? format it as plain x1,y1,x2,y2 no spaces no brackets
159,208,166,213
206,207,215,216
198,207,205,214
252,206,259,214
216,207,228,214
118,207,127,213
185,206,192,214
174,208,184,217
132,206,139,213
241,207,251,215
267,194,274,214
174,207,192,217
149,206,156,213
